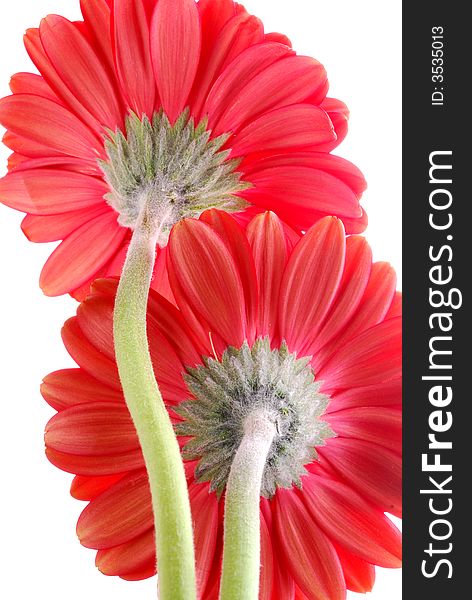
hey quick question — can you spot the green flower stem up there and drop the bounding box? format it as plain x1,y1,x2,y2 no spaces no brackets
113,210,196,600
219,410,277,600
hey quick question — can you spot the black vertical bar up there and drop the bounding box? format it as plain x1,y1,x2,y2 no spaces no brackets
403,3,469,598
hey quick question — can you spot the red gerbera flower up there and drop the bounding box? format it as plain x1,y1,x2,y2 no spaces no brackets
42,210,401,599
0,0,366,299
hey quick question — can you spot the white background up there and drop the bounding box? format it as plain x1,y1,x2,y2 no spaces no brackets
0,1,402,598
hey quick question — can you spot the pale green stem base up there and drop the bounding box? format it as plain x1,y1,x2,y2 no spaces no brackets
219,410,276,600
113,212,196,600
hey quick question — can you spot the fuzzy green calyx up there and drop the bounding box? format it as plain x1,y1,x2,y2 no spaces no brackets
175,339,335,498
100,110,250,246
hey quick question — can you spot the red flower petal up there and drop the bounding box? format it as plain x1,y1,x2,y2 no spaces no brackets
77,294,115,359
316,98,349,152
71,473,125,501
318,317,402,391
150,245,175,304
242,152,367,200
112,0,156,117
119,562,156,581
339,262,397,339
169,218,247,347
204,42,292,132
279,217,345,354
316,128,347,158
334,544,375,594
147,290,202,368
247,211,287,340
89,277,121,298
260,511,274,600
39,15,122,130
196,0,237,94
23,28,103,135
321,98,349,118
201,538,223,600
105,243,128,277
40,211,127,296
21,205,110,243
0,169,107,215
10,154,102,176
271,556,295,600
320,438,402,517
77,470,153,549
3,131,62,159
80,0,117,77
328,378,402,412
9,72,57,101
62,317,120,389
386,291,403,319
308,236,372,355
147,322,189,403
191,11,264,120
215,55,328,136
197,0,235,35
166,262,215,359
41,368,121,411
230,104,335,158
45,402,138,456
96,528,155,577
6,150,29,169
274,489,345,600
46,446,144,477
243,166,362,226
302,475,402,567
189,483,219,595
264,32,292,47
200,210,259,344
151,0,201,124
326,407,402,454
312,261,397,372
69,266,109,302
141,0,157,20
0,94,102,159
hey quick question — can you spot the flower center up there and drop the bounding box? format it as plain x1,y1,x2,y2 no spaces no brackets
100,110,250,246
176,338,335,498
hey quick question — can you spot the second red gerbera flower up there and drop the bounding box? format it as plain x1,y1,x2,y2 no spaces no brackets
42,210,401,599
0,0,366,298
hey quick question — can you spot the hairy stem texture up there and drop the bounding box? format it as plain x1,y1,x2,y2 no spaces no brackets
113,212,196,600
219,410,277,600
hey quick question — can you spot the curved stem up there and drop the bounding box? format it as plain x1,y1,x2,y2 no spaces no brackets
113,212,196,600
219,410,276,600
